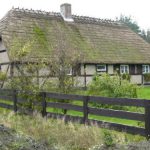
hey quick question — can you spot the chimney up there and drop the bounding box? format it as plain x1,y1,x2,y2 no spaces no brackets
60,3,74,22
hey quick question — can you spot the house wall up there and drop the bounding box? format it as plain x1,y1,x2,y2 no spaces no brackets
108,65,114,74
80,64,96,75
0,41,5,50
130,75,142,84
81,64,113,75
86,65,96,75
80,64,84,75
80,64,144,85
0,41,9,72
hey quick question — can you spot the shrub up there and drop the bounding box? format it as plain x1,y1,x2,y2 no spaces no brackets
87,74,137,110
121,73,131,81
88,73,137,98
143,73,150,82
0,72,6,81
103,130,114,147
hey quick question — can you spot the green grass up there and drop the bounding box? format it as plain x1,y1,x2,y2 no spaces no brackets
137,86,150,99
0,111,145,150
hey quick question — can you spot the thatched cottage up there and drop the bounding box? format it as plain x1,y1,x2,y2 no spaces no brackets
0,3,150,86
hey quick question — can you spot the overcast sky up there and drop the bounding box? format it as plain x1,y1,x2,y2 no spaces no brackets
1,0,150,30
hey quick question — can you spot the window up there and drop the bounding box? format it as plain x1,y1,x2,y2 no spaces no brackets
96,65,106,72
142,65,150,74
120,65,129,74
66,68,72,75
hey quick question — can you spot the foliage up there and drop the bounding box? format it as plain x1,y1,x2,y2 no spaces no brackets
143,73,150,82
0,111,103,150
0,72,7,81
117,15,141,34
121,73,131,81
0,111,146,150
103,130,114,147
140,29,150,43
7,24,81,113
88,73,137,98
87,74,137,110
117,15,150,43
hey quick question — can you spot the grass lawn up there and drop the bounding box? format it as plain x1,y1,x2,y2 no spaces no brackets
137,86,150,99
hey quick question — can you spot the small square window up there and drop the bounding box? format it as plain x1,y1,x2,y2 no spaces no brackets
142,65,150,74
120,65,129,74
96,65,106,72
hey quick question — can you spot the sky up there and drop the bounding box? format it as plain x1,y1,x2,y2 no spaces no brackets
0,0,150,30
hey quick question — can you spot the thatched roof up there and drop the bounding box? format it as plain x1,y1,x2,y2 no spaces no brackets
0,7,150,64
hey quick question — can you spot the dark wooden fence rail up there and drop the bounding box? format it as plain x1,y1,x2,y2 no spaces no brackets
0,89,150,138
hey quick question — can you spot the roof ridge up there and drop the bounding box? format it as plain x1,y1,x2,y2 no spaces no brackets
11,7,61,17
10,7,124,27
72,15,123,26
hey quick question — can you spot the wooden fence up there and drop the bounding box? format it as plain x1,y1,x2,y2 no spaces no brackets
0,89,150,138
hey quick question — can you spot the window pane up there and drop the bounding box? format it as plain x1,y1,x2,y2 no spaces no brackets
142,65,149,74
96,65,106,72
120,65,129,74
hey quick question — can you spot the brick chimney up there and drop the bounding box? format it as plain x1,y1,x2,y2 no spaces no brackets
60,3,73,22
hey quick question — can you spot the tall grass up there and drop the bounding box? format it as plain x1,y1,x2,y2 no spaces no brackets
0,110,145,150
0,111,103,150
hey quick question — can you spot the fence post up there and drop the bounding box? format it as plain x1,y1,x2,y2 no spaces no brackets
41,92,47,117
145,102,150,139
13,90,17,113
83,96,89,124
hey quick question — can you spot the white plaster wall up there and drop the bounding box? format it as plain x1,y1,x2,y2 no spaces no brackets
80,64,84,75
108,65,114,74
39,67,51,76
130,75,142,84
1,65,9,73
0,52,9,63
86,65,96,75
80,64,96,75
0,41,5,50
0,52,9,72
0,41,10,73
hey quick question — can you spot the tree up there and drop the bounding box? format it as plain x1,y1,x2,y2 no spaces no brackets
140,29,150,43
117,15,150,43
117,15,141,34
5,24,81,113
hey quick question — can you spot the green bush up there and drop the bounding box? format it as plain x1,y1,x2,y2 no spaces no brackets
121,73,131,81
143,73,150,82
88,73,137,98
103,130,114,147
0,72,6,81
87,74,137,110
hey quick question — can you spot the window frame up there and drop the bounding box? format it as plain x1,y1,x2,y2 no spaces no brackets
120,65,129,74
66,68,72,75
96,64,107,72
142,65,150,74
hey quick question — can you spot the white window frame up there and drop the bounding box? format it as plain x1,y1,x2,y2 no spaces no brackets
66,68,72,75
96,64,106,72
142,65,150,74
120,65,129,74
